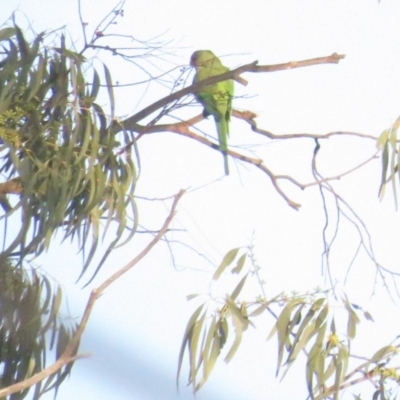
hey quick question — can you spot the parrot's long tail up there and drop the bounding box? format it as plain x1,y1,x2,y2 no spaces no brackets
223,153,229,176
216,118,229,175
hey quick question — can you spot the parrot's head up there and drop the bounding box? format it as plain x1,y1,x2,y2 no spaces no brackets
190,50,217,68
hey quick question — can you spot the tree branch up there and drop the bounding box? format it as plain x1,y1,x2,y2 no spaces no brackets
111,53,346,132
0,177,22,194
0,189,185,398
150,119,301,209
0,354,89,398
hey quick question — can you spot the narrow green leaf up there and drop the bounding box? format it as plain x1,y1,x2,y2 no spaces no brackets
379,142,389,198
25,355,36,379
322,356,336,385
52,286,63,318
27,55,46,102
249,302,269,317
315,304,329,329
232,253,247,274
268,298,299,340
196,333,220,392
224,314,243,363
103,63,115,119
343,297,360,340
333,355,343,400
90,69,100,100
54,47,85,63
271,299,304,374
376,129,390,148
202,315,217,382
347,313,357,340
74,114,92,164
39,275,52,312
286,306,316,364
338,344,349,379
392,115,400,132
370,345,396,364
306,342,321,396
0,27,16,41
213,248,240,280
226,297,249,331
189,312,206,386
364,311,374,321
14,24,29,60
177,303,205,388
286,322,316,368
219,318,229,349
389,126,398,207
230,274,248,301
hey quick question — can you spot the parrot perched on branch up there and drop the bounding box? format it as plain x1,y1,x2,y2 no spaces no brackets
190,50,234,175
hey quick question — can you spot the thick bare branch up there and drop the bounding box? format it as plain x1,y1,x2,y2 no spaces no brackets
112,53,346,132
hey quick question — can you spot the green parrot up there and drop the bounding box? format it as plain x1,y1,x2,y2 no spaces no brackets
190,50,234,175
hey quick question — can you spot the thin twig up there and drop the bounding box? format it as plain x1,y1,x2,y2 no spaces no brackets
97,189,185,293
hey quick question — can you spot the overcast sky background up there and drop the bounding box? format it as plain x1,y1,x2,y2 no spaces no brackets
3,1,400,399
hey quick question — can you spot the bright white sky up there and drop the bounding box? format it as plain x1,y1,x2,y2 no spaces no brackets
3,1,400,399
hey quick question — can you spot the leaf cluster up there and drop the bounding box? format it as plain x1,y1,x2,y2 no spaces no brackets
180,248,400,399
377,116,400,208
177,248,255,392
0,25,137,281
0,257,75,399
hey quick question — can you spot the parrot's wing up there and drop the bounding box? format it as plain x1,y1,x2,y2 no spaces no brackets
197,88,231,175
196,90,230,123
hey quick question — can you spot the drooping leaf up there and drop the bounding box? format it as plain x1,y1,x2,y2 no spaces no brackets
230,273,248,301
342,296,360,340
103,63,115,119
231,252,247,274
213,248,240,280
249,302,269,317
0,27,16,42
177,303,205,388
269,298,305,375
188,311,206,387
224,313,243,363
0,27,138,281
0,258,75,399
201,315,218,384
369,345,397,364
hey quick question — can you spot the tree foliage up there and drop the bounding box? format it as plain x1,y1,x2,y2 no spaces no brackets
0,15,137,399
179,248,400,400
0,258,75,400
0,24,136,281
